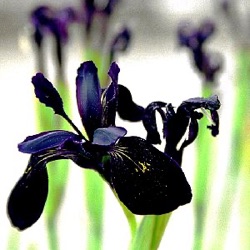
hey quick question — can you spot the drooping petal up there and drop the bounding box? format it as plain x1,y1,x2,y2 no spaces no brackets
76,61,102,139
8,139,100,229
7,157,48,230
142,101,167,144
178,95,220,137
92,126,127,146
180,114,199,150
164,103,190,160
18,130,82,154
104,136,192,215
207,110,220,136
101,62,120,126
32,73,66,116
117,85,145,122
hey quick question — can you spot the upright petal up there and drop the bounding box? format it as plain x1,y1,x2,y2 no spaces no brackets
104,136,192,215
76,61,102,139
101,62,120,126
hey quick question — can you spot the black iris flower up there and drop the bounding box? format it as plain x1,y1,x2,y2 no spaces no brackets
7,61,192,230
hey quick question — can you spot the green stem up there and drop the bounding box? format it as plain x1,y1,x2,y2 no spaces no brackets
192,85,215,250
117,197,137,238
239,117,250,249
209,48,250,249
130,214,172,250
84,170,105,250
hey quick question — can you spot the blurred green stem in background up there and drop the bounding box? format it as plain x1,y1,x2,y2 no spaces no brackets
210,48,250,249
192,84,215,250
40,78,71,250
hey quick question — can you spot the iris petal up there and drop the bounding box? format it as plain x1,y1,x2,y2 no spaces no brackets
7,158,48,230
117,85,144,121
92,126,127,146
18,130,82,154
32,73,66,116
105,136,192,215
76,61,102,139
143,101,167,144
8,137,102,230
108,61,120,84
102,62,120,126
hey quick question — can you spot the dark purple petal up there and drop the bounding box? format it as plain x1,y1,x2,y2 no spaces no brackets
7,159,48,230
117,85,145,122
32,73,65,115
8,139,99,230
207,110,219,136
198,19,215,44
180,114,199,151
102,0,120,16
103,136,192,215
108,61,120,84
102,82,118,126
31,6,52,28
142,102,167,144
92,126,127,146
164,104,190,165
101,62,120,126
18,130,82,154
177,22,199,49
110,28,131,56
31,5,76,43
76,61,102,139
179,95,221,113
193,50,222,82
